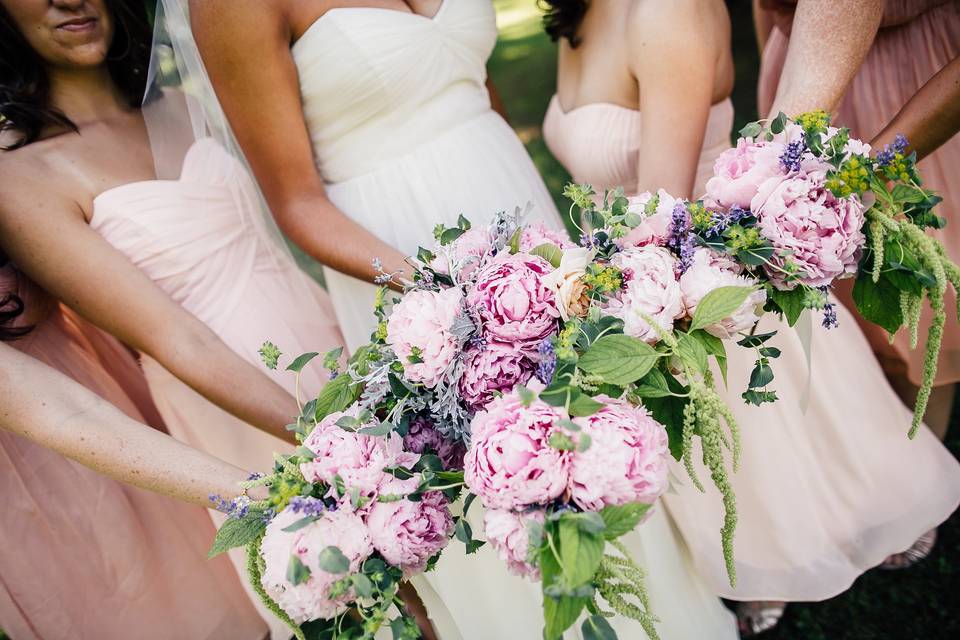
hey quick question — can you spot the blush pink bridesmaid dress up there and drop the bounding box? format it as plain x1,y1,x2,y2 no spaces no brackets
758,0,960,388
0,264,267,640
543,94,960,601
88,137,347,638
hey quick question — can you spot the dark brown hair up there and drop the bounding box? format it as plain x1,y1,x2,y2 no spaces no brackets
540,0,589,48
0,255,30,342
0,0,153,149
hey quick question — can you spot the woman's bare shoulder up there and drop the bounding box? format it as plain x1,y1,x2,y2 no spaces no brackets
0,133,84,217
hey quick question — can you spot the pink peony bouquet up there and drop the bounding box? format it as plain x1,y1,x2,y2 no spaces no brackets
208,350,456,640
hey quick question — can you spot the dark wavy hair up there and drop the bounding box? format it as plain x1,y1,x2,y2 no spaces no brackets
0,255,30,342
0,0,153,150
540,0,589,47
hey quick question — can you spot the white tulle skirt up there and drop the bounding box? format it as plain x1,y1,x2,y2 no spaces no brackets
322,111,738,639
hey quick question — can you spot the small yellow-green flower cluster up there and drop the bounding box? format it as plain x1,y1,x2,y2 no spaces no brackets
796,109,830,135
562,183,596,210
555,319,581,360
688,201,711,231
727,225,763,252
879,151,912,183
827,156,871,198
268,475,308,512
584,265,623,295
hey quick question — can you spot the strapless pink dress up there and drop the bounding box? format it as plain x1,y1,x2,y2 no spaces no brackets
759,0,960,386
0,265,266,639
89,138,346,637
543,95,960,600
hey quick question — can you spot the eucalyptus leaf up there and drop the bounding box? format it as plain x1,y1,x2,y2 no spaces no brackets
352,573,374,599
282,516,321,533
582,615,618,640
287,555,312,586
749,362,775,388
317,546,350,574
358,421,394,437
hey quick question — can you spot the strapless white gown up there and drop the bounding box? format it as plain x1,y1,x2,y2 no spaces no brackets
291,1,737,638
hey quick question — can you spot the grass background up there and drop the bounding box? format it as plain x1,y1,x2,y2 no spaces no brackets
489,1,960,638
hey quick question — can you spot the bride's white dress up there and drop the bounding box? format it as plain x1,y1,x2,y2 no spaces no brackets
291,1,737,638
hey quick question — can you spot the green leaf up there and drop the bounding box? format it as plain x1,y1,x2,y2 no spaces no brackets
530,243,564,268
567,511,607,536
690,286,754,331
675,331,709,374
282,516,321,533
737,330,777,348
578,335,661,385
457,214,472,230
632,368,673,398
769,286,807,326
735,244,775,267
439,227,467,246
286,351,319,373
891,183,929,204
517,385,537,407
852,271,904,334
314,374,361,423
770,111,788,135
568,390,605,417
599,503,651,540
749,362,775,388
317,546,350,574
351,573,374,599
559,517,604,588
208,514,267,558
692,329,728,385
739,121,763,139
357,421,394,437
582,615,618,640
540,524,589,640
287,554,312,586
508,228,523,254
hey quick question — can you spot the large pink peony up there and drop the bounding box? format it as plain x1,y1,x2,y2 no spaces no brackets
366,480,454,575
680,248,767,339
403,416,466,471
752,171,866,288
483,508,545,579
616,189,678,249
464,391,569,510
568,399,670,512
459,341,536,410
519,223,576,252
260,507,373,623
387,287,463,388
705,139,785,210
300,406,419,509
603,247,684,343
467,253,561,344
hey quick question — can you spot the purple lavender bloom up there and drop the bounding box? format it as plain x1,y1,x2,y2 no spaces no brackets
536,339,557,385
466,333,488,351
288,496,327,517
876,148,895,167
893,134,909,154
668,203,696,274
247,472,264,481
821,302,839,329
677,234,697,274
779,140,806,173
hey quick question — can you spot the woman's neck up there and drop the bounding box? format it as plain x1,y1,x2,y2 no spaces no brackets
47,65,130,128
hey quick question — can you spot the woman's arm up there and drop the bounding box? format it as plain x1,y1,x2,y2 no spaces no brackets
0,181,298,442
767,0,883,117
871,55,960,162
628,1,719,199
189,0,408,286
0,343,266,507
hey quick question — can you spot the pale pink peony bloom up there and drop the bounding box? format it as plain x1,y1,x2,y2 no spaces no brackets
483,508,546,579
752,171,866,289
705,139,785,210
680,248,767,339
568,399,670,512
603,247,684,343
431,227,491,279
260,507,373,623
403,416,466,470
459,341,536,411
467,253,561,344
519,223,576,252
387,287,464,388
464,391,569,510
616,189,679,249
300,406,419,510
541,247,592,321
366,480,454,576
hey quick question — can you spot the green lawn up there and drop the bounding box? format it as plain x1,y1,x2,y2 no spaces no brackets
490,2,960,639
